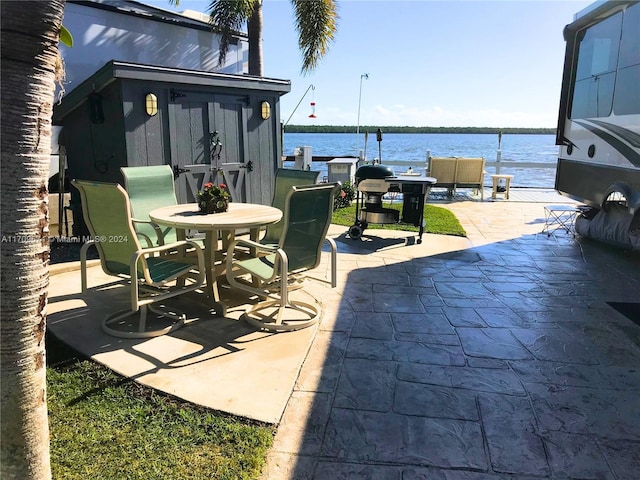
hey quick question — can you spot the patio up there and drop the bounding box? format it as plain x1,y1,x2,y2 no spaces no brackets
47,260,322,424
47,219,471,424
47,188,640,479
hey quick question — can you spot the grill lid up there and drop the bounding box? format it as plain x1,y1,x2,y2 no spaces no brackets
356,164,394,180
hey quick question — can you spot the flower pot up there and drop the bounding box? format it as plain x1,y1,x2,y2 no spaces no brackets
199,197,229,214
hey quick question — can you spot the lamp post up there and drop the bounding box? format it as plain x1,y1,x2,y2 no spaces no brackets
356,73,369,157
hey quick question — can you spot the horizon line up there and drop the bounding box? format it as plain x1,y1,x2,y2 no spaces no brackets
284,125,556,132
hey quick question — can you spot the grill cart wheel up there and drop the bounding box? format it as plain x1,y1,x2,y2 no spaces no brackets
348,224,363,240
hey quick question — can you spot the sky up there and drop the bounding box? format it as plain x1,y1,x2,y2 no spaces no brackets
143,0,594,128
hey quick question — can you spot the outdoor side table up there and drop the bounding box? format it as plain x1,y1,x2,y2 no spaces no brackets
542,205,580,236
491,174,513,200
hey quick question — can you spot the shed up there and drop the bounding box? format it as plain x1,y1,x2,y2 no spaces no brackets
53,60,290,234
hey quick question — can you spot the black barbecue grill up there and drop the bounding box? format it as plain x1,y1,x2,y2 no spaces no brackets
348,163,436,244
348,164,398,238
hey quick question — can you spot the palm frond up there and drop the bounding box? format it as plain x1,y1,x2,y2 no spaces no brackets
292,0,339,74
207,0,256,66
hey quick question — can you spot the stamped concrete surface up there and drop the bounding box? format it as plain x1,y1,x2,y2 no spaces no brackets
262,195,640,480
48,190,640,479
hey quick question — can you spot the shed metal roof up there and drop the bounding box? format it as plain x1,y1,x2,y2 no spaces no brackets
53,60,291,123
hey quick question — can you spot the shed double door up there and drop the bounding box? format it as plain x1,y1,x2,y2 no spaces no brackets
168,92,250,204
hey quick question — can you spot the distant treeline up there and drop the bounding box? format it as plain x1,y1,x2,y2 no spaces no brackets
284,125,555,135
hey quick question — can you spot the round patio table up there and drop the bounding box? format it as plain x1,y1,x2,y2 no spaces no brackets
150,202,282,316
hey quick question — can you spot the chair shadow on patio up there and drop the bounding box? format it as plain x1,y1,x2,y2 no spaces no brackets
334,230,426,252
47,263,329,424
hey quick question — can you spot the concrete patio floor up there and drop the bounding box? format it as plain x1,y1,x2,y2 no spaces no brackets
48,188,640,479
47,261,322,424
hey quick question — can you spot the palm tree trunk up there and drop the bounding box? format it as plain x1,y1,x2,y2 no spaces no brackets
247,0,263,76
1,1,65,478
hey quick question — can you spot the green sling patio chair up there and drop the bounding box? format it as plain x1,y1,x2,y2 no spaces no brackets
226,182,340,332
121,165,179,246
259,168,321,245
72,179,205,339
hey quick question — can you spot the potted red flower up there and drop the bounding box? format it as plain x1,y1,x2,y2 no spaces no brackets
197,182,230,214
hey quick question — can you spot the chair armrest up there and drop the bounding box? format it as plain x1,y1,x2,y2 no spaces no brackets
228,237,278,255
132,218,165,245
226,238,288,287
80,240,97,293
132,239,205,287
141,239,204,256
225,238,280,282
135,232,154,248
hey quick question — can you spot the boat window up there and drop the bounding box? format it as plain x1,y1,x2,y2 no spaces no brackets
570,11,622,119
613,2,640,116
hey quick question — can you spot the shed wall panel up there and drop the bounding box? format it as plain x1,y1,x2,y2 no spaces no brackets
121,82,166,167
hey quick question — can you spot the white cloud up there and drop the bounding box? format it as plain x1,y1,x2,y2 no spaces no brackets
357,104,554,128
286,102,556,128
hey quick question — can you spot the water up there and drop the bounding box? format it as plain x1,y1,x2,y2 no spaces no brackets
283,132,559,188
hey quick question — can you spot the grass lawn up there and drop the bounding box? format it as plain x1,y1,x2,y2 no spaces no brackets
332,202,466,237
46,333,274,480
